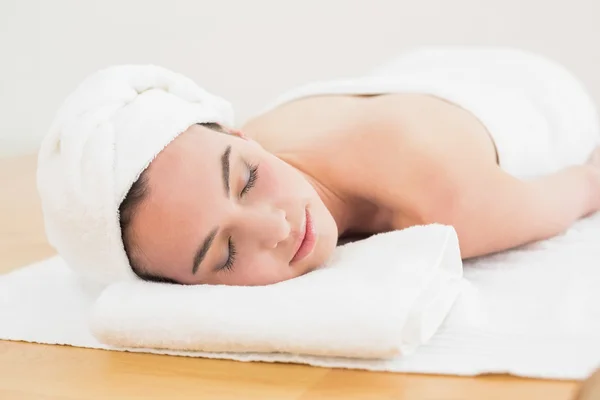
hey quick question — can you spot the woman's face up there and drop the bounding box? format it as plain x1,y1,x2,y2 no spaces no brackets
128,124,339,286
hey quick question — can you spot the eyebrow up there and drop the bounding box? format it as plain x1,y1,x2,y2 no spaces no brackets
192,227,218,274
192,145,232,275
221,145,232,196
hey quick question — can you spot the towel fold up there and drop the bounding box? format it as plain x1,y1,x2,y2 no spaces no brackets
90,224,464,359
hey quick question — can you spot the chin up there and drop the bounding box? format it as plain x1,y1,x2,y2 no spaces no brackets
316,233,338,267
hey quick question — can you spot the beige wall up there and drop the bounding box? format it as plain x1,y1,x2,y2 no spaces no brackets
1,0,599,158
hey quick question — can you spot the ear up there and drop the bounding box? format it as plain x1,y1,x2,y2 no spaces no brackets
231,129,247,140
221,125,262,147
223,126,247,140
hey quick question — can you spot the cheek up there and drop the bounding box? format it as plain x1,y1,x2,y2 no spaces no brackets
259,157,303,197
228,253,292,286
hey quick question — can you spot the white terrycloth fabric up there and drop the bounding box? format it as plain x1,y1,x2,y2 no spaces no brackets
263,47,600,179
37,64,234,285
1,214,599,379
89,224,463,358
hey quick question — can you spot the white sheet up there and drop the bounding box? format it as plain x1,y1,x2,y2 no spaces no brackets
1,213,599,380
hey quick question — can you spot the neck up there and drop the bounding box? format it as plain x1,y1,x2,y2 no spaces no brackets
288,159,383,238
273,151,355,237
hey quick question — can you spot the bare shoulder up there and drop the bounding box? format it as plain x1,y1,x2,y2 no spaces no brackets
365,94,498,164
346,94,501,226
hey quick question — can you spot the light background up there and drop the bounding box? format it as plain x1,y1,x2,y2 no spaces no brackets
2,0,599,158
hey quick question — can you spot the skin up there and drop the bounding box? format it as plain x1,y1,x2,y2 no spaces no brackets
130,124,343,286
129,93,600,286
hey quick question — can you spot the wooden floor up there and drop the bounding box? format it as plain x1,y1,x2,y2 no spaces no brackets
0,155,591,400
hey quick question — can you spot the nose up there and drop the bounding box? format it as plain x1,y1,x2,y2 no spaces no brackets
233,204,290,249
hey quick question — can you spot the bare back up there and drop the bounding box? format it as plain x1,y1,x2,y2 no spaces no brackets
242,93,498,236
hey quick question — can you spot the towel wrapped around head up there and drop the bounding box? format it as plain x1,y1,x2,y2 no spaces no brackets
37,64,234,285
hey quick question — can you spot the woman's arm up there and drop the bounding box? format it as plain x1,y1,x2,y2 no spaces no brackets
356,95,599,258
383,117,600,258
421,162,600,259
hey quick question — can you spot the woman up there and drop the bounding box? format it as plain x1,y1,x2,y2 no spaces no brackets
113,47,600,287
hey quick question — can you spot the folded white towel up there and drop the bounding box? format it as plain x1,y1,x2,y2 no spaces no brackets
90,224,464,359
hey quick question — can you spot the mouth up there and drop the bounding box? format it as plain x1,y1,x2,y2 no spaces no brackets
290,207,316,264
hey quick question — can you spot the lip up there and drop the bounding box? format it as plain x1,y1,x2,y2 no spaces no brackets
290,207,316,264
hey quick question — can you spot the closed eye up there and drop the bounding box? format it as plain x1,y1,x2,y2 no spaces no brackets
240,162,259,197
218,237,237,273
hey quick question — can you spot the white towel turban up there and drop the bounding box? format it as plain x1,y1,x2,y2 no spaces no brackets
37,65,235,285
